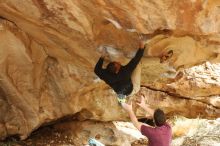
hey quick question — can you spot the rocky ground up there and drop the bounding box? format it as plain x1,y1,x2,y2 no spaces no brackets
1,117,220,146
0,126,74,146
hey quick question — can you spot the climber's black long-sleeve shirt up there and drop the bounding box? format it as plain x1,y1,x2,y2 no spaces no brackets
94,48,144,95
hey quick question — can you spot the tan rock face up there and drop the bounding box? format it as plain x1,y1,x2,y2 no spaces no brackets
0,0,220,140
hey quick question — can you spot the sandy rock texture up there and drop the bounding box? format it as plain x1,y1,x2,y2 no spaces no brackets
0,0,220,140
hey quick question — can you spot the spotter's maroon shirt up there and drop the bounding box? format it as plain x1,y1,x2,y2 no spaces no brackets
140,123,172,146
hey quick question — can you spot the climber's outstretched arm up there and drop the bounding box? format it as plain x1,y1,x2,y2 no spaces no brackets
94,47,109,79
124,41,145,73
94,57,104,75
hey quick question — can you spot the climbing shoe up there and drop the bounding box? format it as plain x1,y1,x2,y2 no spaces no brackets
117,94,127,104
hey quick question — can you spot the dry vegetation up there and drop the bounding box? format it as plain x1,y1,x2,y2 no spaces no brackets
171,116,220,146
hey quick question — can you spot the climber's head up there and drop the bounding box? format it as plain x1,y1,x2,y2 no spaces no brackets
160,50,173,63
153,108,166,127
106,61,121,74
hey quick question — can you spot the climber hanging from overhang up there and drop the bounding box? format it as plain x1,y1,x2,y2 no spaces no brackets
94,40,145,104
93,16,176,104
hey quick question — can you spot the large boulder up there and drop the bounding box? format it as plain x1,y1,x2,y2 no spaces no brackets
0,0,219,140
